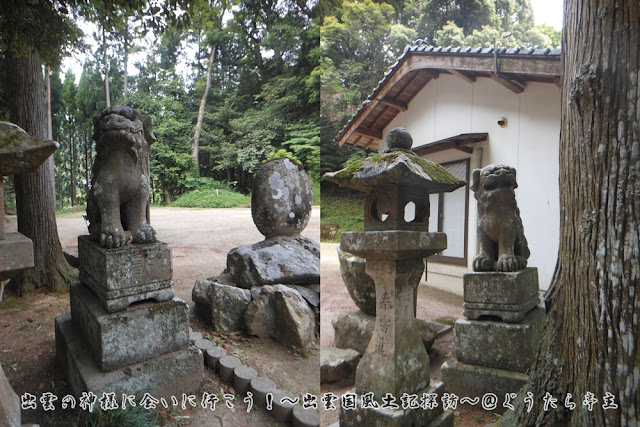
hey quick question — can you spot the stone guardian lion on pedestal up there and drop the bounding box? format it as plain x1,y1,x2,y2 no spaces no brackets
86,106,157,248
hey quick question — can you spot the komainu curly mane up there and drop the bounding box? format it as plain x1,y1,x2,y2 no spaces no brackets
86,105,157,248
471,164,530,272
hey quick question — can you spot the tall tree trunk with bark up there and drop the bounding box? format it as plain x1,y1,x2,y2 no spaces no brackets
103,28,111,108
191,45,217,174
501,0,639,425
6,49,75,295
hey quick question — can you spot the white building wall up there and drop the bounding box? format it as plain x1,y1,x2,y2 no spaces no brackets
383,74,561,294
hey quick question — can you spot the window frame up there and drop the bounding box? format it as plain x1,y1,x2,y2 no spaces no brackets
428,158,471,266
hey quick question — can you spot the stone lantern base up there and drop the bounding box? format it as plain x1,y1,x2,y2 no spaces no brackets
339,381,454,427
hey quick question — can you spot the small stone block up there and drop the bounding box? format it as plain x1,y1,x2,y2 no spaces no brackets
441,360,528,413
463,268,540,323
0,364,20,427
218,355,241,384
189,331,203,344
250,377,276,407
320,346,360,384
204,347,227,372
78,235,173,310
69,282,189,371
340,381,446,426
455,308,545,373
293,405,320,427
0,232,34,281
431,410,454,427
271,390,297,423
234,366,258,395
55,313,203,400
193,338,214,354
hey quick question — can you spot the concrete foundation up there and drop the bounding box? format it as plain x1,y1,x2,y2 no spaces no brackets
55,313,203,401
70,282,189,371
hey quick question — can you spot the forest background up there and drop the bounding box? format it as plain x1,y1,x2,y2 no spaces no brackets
0,0,560,211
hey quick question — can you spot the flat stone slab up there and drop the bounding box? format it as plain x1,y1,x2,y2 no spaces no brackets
227,236,320,288
78,235,173,311
463,268,540,323
340,381,447,427
455,308,545,373
55,313,203,400
0,232,34,281
192,280,251,332
341,231,447,260
0,364,20,427
70,282,189,371
320,347,360,384
332,310,449,354
0,122,58,175
441,359,528,413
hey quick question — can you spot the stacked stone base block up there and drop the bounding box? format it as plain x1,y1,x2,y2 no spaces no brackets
441,360,528,411
69,282,190,371
56,313,203,400
339,381,453,427
455,308,545,373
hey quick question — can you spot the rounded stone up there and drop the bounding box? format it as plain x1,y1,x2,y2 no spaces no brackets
250,377,276,407
293,405,320,427
251,158,312,238
386,127,413,150
204,346,227,372
189,331,203,344
271,390,297,423
193,338,214,354
234,365,258,395
218,355,242,383
338,246,376,315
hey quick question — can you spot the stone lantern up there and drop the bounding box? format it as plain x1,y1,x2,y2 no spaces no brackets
0,122,58,282
324,128,465,426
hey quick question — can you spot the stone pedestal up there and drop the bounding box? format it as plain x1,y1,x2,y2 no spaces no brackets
339,381,454,427
0,232,34,281
56,237,202,400
462,268,539,323
78,236,174,313
442,269,544,411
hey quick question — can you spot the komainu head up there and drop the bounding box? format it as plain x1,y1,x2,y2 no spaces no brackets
471,164,530,272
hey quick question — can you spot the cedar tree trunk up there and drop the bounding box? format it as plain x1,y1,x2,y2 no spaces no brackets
501,0,640,425
6,49,75,295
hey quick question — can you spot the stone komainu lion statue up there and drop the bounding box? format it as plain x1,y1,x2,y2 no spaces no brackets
86,106,157,248
471,164,530,272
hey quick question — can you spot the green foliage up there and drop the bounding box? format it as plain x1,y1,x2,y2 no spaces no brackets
171,187,251,208
80,406,158,427
320,192,364,243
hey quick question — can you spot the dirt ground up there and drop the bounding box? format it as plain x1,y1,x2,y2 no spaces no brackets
320,243,500,427
1,207,319,426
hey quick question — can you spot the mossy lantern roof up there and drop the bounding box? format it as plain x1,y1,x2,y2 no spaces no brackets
0,122,58,176
324,129,466,194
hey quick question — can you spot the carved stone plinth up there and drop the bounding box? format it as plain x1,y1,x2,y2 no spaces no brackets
462,268,540,323
339,381,454,427
70,282,189,371
78,235,174,313
455,308,545,373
